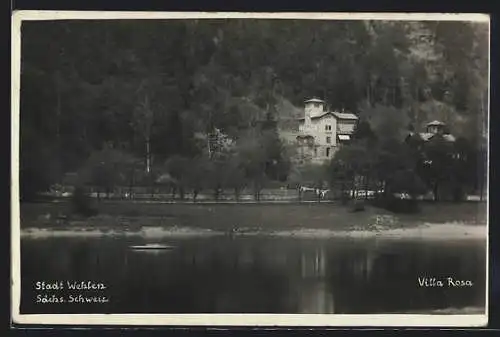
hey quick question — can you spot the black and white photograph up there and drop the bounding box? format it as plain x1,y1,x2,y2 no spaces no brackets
11,11,489,327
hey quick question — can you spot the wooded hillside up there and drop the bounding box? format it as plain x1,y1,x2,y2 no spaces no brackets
19,19,489,199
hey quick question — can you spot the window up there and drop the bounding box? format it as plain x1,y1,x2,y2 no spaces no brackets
325,125,332,131
326,147,331,157
326,136,331,144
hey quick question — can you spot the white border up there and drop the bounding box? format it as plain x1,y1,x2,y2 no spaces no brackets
12,314,489,327
10,11,491,21
11,10,490,327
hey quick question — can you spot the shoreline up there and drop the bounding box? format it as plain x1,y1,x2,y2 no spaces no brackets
20,222,487,240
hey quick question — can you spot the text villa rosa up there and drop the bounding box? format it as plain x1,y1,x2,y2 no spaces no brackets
418,277,474,287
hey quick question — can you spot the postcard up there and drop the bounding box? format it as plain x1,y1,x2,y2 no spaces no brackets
11,11,490,327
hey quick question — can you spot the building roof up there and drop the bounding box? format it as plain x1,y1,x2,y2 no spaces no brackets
298,111,359,121
311,112,332,120
332,112,359,120
427,120,446,126
416,132,456,142
419,132,434,141
443,134,456,142
304,98,325,104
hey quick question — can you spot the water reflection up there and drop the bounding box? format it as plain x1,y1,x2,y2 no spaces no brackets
20,236,486,314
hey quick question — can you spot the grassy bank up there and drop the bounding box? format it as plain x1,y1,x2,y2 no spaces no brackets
19,200,487,232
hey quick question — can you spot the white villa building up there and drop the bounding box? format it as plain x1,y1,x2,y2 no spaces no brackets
281,98,358,165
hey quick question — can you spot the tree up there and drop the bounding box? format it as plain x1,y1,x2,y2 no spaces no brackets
289,163,327,188
133,92,155,174
447,137,487,201
419,135,455,201
352,119,377,142
362,104,410,143
77,145,137,199
388,169,427,198
164,155,191,200
329,142,370,200
203,128,237,201
236,131,269,201
70,186,97,217
205,154,228,201
20,136,63,201
19,19,488,205
375,168,427,213
185,155,210,201
122,157,145,199
261,130,291,182
225,153,247,201
448,137,474,201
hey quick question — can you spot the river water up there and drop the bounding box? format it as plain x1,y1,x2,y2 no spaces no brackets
20,235,486,314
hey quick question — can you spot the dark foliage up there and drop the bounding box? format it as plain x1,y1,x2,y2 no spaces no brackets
70,186,98,217
372,195,421,214
18,20,488,199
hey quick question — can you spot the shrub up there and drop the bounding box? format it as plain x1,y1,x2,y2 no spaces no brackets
350,199,366,212
71,186,98,217
372,195,421,214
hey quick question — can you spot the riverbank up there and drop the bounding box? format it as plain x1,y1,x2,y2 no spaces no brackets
20,222,486,240
21,201,486,226
18,201,487,240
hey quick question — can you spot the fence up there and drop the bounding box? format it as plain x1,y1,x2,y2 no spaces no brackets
43,184,487,203
45,185,338,202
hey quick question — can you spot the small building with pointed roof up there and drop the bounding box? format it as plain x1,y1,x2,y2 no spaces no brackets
406,120,456,144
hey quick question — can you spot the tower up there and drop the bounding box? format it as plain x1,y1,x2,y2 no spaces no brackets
304,98,325,129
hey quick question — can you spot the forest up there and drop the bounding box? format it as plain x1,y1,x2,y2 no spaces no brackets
18,19,489,203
